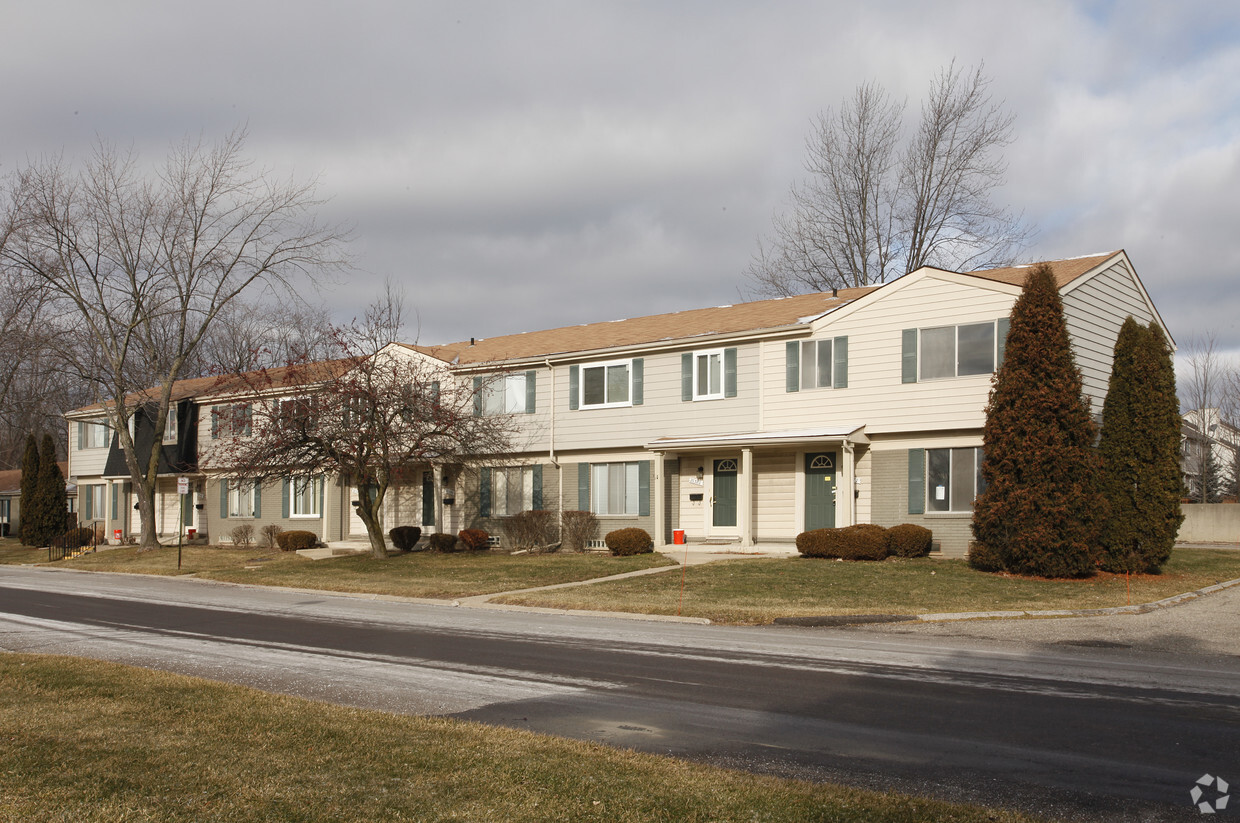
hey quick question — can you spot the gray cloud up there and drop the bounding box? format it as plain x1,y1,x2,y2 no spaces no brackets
3,0,1238,353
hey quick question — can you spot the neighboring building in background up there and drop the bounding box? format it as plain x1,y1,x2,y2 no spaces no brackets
1181,408,1240,503
0,462,76,540
65,250,1168,557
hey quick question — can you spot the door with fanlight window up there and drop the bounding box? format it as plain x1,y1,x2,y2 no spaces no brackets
804,452,837,530
708,458,739,537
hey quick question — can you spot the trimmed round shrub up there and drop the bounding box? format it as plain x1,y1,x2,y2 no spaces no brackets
389,525,423,552
967,541,1004,572
428,532,459,552
796,524,889,561
605,527,653,556
886,523,933,558
275,530,318,551
457,528,490,551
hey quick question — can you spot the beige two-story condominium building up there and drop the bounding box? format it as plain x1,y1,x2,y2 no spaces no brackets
66,250,1167,557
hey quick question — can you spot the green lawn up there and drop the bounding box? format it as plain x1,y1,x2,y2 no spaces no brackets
493,549,1240,624
0,653,1041,823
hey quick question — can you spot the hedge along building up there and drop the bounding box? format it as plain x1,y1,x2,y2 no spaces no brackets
65,250,1168,555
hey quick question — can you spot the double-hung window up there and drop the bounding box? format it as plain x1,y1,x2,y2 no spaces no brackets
800,339,833,390
290,476,322,517
694,350,723,400
926,447,985,513
474,372,535,415
211,404,253,439
227,479,259,518
784,338,847,392
903,319,1007,383
163,407,178,444
581,360,631,408
81,420,109,449
591,462,640,516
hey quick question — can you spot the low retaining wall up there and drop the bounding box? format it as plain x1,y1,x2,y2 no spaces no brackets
1179,503,1240,544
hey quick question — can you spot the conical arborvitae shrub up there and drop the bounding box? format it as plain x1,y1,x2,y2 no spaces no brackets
34,434,68,547
1099,322,1183,573
19,434,39,546
971,264,1105,578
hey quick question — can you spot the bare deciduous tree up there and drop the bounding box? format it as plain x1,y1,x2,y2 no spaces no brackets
748,62,1031,296
1180,334,1240,502
1,129,345,549
204,295,516,559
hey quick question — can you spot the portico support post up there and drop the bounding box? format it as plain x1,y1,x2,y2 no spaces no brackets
653,452,666,548
740,447,754,547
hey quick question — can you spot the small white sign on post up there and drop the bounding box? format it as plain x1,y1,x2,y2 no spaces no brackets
177,476,189,496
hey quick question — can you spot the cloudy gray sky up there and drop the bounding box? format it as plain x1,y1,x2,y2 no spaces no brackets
4,1,1237,355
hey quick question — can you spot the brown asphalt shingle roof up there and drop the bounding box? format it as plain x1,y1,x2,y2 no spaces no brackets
412,252,1122,365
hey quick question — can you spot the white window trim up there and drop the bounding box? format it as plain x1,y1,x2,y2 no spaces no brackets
163,407,178,444
227,479,258,519
290,476,321,518
579,359,634,409
692,349,725,401
482,374,529,415
590,461,640,516
918,322,997,382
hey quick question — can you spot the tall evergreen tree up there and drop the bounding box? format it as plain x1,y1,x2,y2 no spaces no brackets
33,434,68,546
1098,320,1183,573
18,434,39,546
971,264,1105,577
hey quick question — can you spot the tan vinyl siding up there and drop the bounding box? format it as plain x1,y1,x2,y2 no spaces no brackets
761,274,1016,435
869,433,983,557
1062,260,1156,416
555,346,760,450
752,452,796,540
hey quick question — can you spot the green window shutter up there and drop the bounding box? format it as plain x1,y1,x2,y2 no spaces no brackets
724,347,737,398
110,484,118,520
282,478,291,518
479,467,492,518
632,359,644,405
430,381,440,403
638,461,650,517
220,482,229,520
243,405,253,437
252,481,261,518
422,472,435,527
577,463,589,511
77,421,84,451
83,485,93,520
833,336,848,389
532,465,543,510
907,449,925,515
785,341,800,392
996,317,1010,368
568,366,579,410
182,490,193,525
901,329,918,384
472,377,483,416
525,370,537,413
317,476,325,515
681,353,693,401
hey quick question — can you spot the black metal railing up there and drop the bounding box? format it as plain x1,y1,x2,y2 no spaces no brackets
48,522,99,562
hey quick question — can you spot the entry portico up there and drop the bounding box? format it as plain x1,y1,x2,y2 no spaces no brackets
647,426,869,548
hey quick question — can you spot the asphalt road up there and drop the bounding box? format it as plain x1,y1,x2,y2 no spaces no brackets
1,566,1236,822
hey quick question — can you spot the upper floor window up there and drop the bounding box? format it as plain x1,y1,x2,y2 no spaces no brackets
210,404,252,439
785,338,847,392
163,407,178,444
582,360,630,408
694,350,723,400
80,420,109,449
903,319,1008,383
476,372,534,415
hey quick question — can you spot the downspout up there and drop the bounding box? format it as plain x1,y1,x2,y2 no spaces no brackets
545,359,561,516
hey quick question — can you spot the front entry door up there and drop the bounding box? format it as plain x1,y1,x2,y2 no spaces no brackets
711,458,738,528
805,452,837,530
